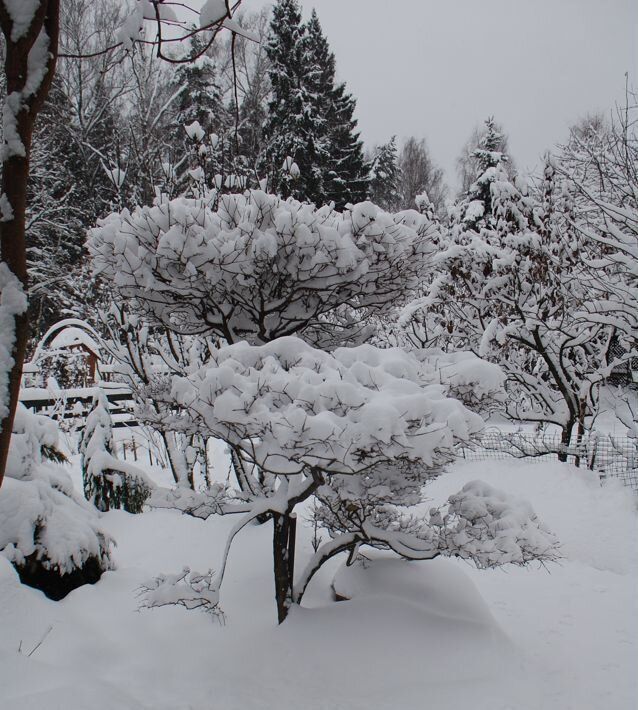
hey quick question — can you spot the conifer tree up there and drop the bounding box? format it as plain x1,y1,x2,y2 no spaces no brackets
455,117,510,230
171,34,229,137
305,10,368,208
262,0,325,201
368,136,402,211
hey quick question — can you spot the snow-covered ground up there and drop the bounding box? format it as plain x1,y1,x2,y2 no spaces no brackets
0,457,636,710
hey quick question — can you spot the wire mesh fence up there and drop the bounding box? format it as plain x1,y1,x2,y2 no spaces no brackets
458,430,638,492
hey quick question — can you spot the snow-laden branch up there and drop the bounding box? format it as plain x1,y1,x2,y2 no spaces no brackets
88,192,434,347
138,567,224,621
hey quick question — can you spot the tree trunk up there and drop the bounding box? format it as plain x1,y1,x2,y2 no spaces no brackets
0,1,60,488
272,512,297,624
558,420,574,463
573,398,588,468
162,430,195,489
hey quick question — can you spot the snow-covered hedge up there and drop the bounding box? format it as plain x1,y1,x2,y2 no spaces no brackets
0,406,113,599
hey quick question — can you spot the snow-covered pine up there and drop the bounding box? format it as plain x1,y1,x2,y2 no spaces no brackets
0,405,113,599
80,392,153,513
452,117,511,231
456,116,515,206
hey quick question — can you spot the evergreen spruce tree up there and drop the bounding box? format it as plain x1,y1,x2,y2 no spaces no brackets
80,393,151,514
456,116,510,230
304,10,368,208
171,34,229,137
262,0,325,202
368,136,402,211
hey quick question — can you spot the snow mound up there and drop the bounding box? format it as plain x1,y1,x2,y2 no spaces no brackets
332,555,495,624
213,557,541,710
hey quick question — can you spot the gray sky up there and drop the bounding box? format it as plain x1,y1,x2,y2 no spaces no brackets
244,0,637,189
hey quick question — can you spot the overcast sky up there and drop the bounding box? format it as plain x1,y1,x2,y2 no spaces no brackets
243,0,637,188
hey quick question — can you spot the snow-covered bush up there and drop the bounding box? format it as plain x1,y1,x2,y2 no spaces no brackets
0,405,113,599
80,393,153,514
88,191,434,348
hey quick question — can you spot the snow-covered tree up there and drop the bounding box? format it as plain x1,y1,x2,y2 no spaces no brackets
91,188,559,622
368,136,402,212
88,191,433,349
558,99,638,354
456,117,515,200
457,117,511,229
261,0,326,201
136,336,557,623
402,157,618,453
80,392,153,513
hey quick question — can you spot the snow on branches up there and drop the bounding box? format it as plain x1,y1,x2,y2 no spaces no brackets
138,567,224,622
0,264,27,421
88,191,433,347
166,337,484,479
401,155,617,448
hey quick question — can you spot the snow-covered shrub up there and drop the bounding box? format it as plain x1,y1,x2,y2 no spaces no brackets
88,191,434,348
430,480,559,567
0,406,113,599
80,393,153,513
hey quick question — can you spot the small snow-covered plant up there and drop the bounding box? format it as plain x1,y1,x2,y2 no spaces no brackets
80,392,153,513
430,480,559,568
0,406,113,599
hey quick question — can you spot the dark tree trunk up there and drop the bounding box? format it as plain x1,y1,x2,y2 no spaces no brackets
558,419,575,463
573,398,588,468
0,0,60,489
272,512,297,624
